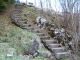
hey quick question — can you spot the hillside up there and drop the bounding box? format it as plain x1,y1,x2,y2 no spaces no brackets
0,4,50,60
0,4,74,60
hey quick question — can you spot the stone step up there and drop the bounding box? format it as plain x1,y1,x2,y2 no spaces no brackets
15,20,25,24
13,15,21,17
15,6,23,7
15,3,24,5
51,47,66,53
16,8,22,10
22,24,31,27
14,18,23,21
10,15,21,20
19,21,27,24
32,30,40,33
36,33,45,36
11,11,21,14
40,36,50,40
14,15,21,17
48,44,61,49
55,51,71,58
31,26,41,31
14,16,21,18
43,40,57,45
24,18,28,21
34,26,40,29
11,12,21,15
22,27,34,30
27,27,34,31
15,5,23,9
14,18,27,22
12,13,20,16
15,22,24,27
11,14,20,17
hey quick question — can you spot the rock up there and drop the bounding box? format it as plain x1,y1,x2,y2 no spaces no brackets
50,55,56,60
33,51,39,58
40,43,45,48
24,12,29,16
54,28,60,35
6,52,14,58
60,28,65,33
23,55,30,60
6,48,16,58
24,39,39,58
36,16,46,28
50,28,55,31
44,51,51,58
32,39,39,51
19,54,31,60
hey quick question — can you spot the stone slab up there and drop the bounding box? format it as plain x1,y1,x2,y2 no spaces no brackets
55,51,71,58
40,36,50,40
44,40,57,45
51,47,66,53
48,44,61,49
36,33,45,36
32,30,40,33
22,24,31,27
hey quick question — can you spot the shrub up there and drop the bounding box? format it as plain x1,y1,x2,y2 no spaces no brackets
0,0,7,12
0,0,14,12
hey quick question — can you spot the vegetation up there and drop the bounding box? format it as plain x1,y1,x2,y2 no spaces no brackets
0,0,14,12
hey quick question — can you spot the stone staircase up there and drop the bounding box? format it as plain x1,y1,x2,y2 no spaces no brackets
10,3,71,59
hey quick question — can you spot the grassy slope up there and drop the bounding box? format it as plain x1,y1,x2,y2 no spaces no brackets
0,5,50,60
